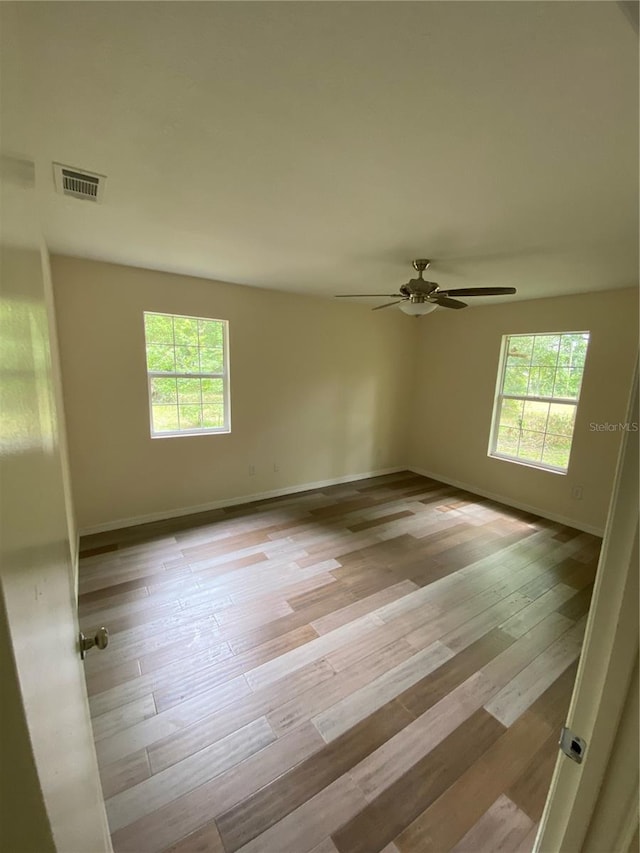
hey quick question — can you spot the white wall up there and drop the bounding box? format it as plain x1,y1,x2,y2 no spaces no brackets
52,255,417,532
408,288,638,534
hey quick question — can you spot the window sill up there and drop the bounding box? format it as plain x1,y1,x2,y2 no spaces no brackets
488,451,567,475
151,428,231,439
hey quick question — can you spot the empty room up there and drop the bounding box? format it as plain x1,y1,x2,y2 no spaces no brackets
1,3,638,853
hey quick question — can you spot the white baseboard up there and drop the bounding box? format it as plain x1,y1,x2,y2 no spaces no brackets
78,466,406,537
79,464,604,538
408,466,604,537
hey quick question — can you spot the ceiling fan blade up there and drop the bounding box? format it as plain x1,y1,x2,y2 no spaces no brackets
433,296,467,310
437,287,517,297
372,300,404,311
335,293,403,298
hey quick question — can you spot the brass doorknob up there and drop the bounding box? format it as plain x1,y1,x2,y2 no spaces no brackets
79,626,109,660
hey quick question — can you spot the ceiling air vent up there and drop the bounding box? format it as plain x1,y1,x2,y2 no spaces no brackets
53,163,106,202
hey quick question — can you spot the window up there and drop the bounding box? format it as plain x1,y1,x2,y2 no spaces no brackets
143,311,229,437
489,331,590,473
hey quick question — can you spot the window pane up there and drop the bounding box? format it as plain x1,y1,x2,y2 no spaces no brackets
503,364,529,395
145,313,174,344
558,333,589,368
146,344,175,372
202,404,224,428
506,335,534,361
496,425,520,457
553,367,585,399
199,320,224,348
531,334,561,367
518,430,545,463
547,403,576,437
499,398,524,430
201,378,224,402
175,346,200,373
521,400,549,433
527,366,555,397
200,348,224,373
152,405,179,432
177,378,201,404
174,317,199,347
542,433,572,469
150,377,177,405
179,405,202,429
565,367,585,399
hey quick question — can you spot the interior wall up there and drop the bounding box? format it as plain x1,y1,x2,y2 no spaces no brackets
52,255,418,533
408,288,638,534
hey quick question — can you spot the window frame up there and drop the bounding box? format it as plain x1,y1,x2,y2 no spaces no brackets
143,311,231,438
488,330,590,474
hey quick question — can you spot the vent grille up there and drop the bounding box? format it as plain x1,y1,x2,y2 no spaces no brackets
53,163,105,202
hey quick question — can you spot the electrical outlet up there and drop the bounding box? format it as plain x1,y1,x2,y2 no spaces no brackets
571,485,583,500
273,463,280,473
248,464,255,476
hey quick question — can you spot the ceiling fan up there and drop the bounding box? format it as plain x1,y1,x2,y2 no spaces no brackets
336,259,516,316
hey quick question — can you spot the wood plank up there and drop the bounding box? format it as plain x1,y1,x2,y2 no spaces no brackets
245,613,382,691
394,710,552,852
310,841,340,853
556,582,595,621
511,823,540,853
525,660,579,730
148,659,335,774
216,701,413,851
349,671,499,802
331,709,505,853
398,629,514,719
89,642,238,718
312,641,454,743
267,638,415,736
162,822,225,853
484,617,586,727
106,716,275,833
85,659,142,697
310,581,418,636
111,724,324,853
350,614,575,802
498,583,577,638
235,775,369,853
506,731,560,822
95,674,252,766
324,605,441,674
450,794,534,852
153,624,319,712
92,694,156,741
99,750,151,800
348,510,415,533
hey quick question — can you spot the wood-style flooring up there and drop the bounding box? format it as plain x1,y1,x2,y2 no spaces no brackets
78,472,600,853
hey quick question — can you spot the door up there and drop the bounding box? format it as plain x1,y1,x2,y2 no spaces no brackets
0,156,112,851
535,364,639,851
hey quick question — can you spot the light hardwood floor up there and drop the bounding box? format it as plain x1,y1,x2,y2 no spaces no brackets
78,472,600,853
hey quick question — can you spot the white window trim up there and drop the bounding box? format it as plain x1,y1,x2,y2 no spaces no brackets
488,330,589,474
144,312,231,438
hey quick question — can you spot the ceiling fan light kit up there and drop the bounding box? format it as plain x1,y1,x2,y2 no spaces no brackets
336,259,516,317
400,300,438,316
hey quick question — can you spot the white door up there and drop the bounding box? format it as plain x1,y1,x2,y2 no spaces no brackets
536,365,639,851
0,156,112,852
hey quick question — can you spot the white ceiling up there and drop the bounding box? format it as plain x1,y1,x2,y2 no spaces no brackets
3,1,638,305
